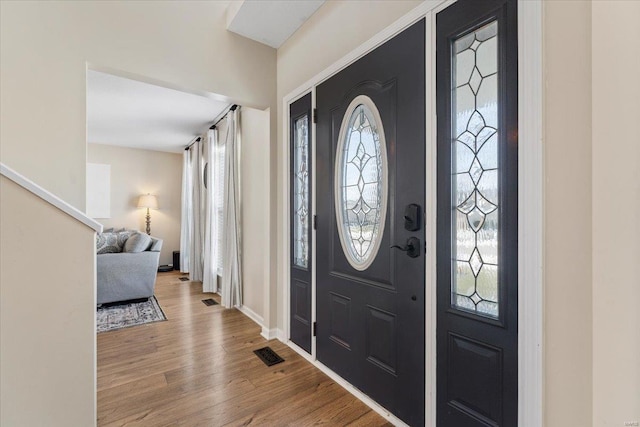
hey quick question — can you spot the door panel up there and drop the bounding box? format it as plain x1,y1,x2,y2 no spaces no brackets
316,20,425,426
290,93,312,354
437,1,518,425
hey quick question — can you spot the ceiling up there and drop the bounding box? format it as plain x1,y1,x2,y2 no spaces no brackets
87,70,229,153
87,2,324,152
227,0,325,48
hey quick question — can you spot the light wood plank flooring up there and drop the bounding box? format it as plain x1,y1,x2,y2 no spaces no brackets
97,271,391,426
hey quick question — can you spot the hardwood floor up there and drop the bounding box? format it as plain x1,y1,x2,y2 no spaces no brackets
97,271,391,426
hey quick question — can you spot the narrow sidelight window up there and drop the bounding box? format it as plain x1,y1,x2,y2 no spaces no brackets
451,21,500,318
293,115,310,268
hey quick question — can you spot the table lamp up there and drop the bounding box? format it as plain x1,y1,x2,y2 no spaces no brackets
137,194,158,235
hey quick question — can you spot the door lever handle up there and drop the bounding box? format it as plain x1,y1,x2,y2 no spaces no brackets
390,244,409,250
390,237,421,258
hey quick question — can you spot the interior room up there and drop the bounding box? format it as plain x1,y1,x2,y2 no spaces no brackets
1,0,638,426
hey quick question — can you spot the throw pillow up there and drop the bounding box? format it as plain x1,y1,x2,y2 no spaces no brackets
96,230,134,254
116,230,133,248
124,232,152,253
96,232,121,254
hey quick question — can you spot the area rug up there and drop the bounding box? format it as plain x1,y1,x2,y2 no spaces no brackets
97,296,167,333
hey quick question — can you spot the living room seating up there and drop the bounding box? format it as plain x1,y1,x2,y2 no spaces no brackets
96,230,163,305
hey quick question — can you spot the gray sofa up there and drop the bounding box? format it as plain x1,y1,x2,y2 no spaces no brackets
97,237,163,304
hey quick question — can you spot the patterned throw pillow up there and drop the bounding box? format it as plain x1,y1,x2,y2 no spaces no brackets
96,230,134,254
96,232,120,254
116,230,133,248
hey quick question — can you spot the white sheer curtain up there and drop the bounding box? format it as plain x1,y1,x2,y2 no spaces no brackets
202,129,219,293
179,108,242,304
213,128,226,276
188,138,204,282
219,110,242,308
179,149,192,273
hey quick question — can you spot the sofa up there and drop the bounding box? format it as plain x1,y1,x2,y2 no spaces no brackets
96,231,163,305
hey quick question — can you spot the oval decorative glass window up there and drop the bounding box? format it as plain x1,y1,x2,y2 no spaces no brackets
335,95,388,271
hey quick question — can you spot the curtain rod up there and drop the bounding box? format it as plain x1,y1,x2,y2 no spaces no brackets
184,104,238,151
210,104,238,130
184,136,201,151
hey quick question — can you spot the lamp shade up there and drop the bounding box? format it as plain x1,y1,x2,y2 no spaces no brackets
138,194,158,209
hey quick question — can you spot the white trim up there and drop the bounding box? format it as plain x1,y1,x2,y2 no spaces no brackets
282,338,409,427
333,95,388,272
256,107,272,340
261,327,281,341
517,1,544,426
234,304,280,341
0,162,103,233
286,339,315,363
281,95,292,343
237,304,264,327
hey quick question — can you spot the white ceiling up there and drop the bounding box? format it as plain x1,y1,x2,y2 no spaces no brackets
87,70,229,153
88,1,324,152
227,0,325,48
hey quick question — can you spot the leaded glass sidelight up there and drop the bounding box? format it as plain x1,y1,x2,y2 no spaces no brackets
293,115,309,268
451,21,499,318
335,95,388,271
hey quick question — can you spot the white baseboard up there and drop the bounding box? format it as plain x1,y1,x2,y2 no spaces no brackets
236,304,264,327
282,339,409,427
260,327,282,341
234,306,284,342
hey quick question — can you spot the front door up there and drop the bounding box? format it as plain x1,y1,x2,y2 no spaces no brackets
316,20,426,426
436,0,518,425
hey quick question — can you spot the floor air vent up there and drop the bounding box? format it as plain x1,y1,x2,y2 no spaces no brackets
253,346,285,367
179,277,189,282
202,298,218,306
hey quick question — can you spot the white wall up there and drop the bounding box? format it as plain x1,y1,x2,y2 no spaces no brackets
0,2,276,425
543,2,593,425
0,0,276,210
0,178,97,427
87,144,182,266
240,107,271,322
592,2,640,426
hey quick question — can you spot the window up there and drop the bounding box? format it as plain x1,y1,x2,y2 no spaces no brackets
335,95,388,271
451,21,499,318
293,115,310,268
